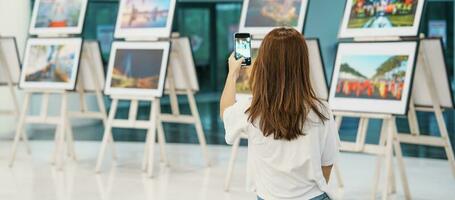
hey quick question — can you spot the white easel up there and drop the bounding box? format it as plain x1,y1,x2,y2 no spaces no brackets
335,112,410,200
95,94,167,178
397,38,455,178
9,89,71,170
161,36,210,166
64,41,112,161
331,37,412,200
9,39,109,169
96,37,211,177
0,37,30,152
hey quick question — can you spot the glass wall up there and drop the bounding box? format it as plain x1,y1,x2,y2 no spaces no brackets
29,0,455,160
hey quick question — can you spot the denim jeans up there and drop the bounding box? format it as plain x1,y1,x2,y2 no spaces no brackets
257,193,330,200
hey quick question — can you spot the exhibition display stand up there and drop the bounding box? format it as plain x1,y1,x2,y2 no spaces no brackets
160,37,210,167
333,36,411,200
9,39,107,169
335,37,454,199
0,36,30,153
96,36,209,178
9,89,71,170
397,38,455,178
64,41,111,161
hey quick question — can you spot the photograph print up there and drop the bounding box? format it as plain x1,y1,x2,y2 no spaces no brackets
339,0,425,38
239,0,309,36
105,41,171,97
115,0,177,39
29,0,88,35
19,38,82,90
329,41,418,115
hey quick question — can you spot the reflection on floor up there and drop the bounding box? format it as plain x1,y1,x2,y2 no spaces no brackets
1,141,454,200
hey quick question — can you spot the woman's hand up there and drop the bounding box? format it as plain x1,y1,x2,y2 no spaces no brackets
228,53,245,80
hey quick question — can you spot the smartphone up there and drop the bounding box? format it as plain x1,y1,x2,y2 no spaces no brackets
234,33,252,66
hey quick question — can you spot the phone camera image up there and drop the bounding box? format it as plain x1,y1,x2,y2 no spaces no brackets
235,34,252,66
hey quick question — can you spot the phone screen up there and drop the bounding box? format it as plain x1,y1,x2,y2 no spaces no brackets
234,33,252,66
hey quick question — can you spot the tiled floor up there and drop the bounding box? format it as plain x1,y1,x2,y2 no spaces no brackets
0,141,454,200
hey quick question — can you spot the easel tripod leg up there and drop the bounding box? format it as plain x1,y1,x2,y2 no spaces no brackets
381,117,398,200
96,92,117,161
392,133,411,200
142,130,151,172
157,119,168,165
9,93,30,168
146,100,159,178
187,92,210,166
96,99,118,173
56,93,68,170
434,109,455,178
224,136,241,192
20,132,31,154
371,118,389,199
66,119,77,161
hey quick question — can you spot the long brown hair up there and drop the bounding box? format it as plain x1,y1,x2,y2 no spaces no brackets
246,27,328,141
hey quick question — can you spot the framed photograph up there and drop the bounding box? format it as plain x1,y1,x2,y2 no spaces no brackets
236,38,328,100
412,38,454,108
19,38,83,90
339,0,426,38
165,37,199,92
105,41,171,97
29,0,88,35
114,0,177,39
0,37,21,84
329,41,418,115
239,0,309,37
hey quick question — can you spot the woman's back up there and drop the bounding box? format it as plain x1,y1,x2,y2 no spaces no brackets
224,99,338,200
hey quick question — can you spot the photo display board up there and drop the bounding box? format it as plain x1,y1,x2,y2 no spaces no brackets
29,0,88,35
19,38,83,90
239,0,309,37
105,41,171,97
412,38,454,108
114,0,177,39
236,38,328,100
329,41,418,115
339,0,426,38
165,37,199,91
0,37,21,84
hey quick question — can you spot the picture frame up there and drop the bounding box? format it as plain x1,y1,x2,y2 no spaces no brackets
338,0,426,38
328,41,419,115
412,38,454,108
29,0,88,35
104,41,171,97
19,38,83,90
114,0,177,39
0,37,21,85
239,0,309,38
165,37,199,92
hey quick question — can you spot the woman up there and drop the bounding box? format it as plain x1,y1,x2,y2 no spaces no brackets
220,28,339,200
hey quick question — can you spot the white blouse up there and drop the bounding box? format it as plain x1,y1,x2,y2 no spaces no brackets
223,99,339,200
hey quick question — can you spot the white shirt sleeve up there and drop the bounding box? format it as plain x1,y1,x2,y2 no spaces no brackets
222,99,250,145
321,109,340,166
